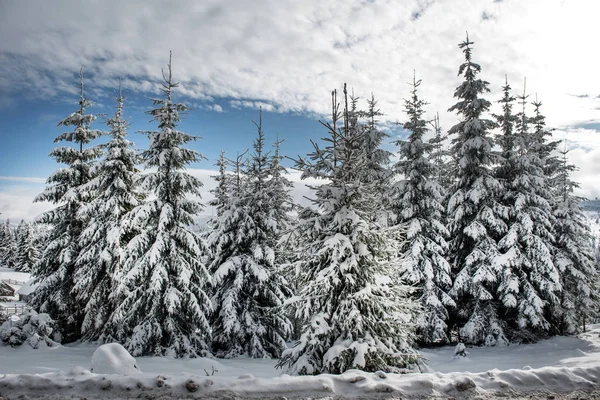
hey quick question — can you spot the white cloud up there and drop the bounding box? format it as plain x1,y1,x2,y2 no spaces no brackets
0,185,51,222
1,0,600,203
2,0,599,128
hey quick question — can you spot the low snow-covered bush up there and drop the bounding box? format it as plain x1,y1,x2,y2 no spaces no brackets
0,310,59,348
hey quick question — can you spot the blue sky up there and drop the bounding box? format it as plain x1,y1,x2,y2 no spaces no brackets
1,0,600,220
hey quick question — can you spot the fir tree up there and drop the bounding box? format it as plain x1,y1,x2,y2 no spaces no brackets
446,35,508,345
277,85,419,375
428,112,453,193
552,143,597,333
111,53,211,357
0,220,16,269
493,80,560,341
391,74,454,344
207,112,292,358
73,83,143,342
31,70,102,342
209,151,230,218
15,220,38,273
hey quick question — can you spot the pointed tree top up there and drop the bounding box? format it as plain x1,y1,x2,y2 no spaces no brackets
79,68,84,100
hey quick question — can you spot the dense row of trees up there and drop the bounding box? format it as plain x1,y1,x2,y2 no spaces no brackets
0,37,598,375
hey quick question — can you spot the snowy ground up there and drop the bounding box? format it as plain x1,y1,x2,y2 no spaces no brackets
1,327,600,399
2,264,600,399
0,266,31,285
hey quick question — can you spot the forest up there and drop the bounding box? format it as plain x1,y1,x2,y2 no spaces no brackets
0,35,599,376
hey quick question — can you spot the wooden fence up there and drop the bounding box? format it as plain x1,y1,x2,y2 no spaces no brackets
2,279,27,286
0,304,30,322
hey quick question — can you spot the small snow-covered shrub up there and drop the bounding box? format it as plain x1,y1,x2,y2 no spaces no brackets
90,343,142,375
0,310,59,348
453,343,469,358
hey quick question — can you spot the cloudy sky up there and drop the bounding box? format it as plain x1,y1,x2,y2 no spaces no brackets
1,0,599,221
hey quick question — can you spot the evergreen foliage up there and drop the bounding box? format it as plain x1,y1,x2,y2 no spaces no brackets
111,54,211,357
0,220,17,269
391,75,454,344
277,85,419,375
31,70,102,342
15,220,38,273
552,144,597,333
73,83,143,342
207,112,292,358
493,81,560,340
446,36,508,345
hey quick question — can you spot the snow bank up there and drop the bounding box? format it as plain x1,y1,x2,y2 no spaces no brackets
0,363,598,399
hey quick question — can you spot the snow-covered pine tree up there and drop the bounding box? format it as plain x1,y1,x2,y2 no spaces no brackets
551,142,597,333
493,76,519,190
268,135,296,232
277,85,420,375
391,74,454,345
362,94,391,184
0,220,16,269
530,98,561,189
111,53,211,357
15,220,38,273
446,35,508,345
428,112,453,194
31,70,102,342
268,135,299,338
493,79,560,341
209,151,230,218
208,112,292,358
73,83,144,342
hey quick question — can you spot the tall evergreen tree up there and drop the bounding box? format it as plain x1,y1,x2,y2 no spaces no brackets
207,113,292,358
552,143,597,333
493,80,560,341
277,85,419,375
73,83,143,342
446,35,508,345
111,53,211,357
31,70,102,342
391,75,453,344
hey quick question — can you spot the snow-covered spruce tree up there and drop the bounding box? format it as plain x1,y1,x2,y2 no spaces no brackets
111,53,211,357
428,112,453,195
277,85,420,375
0,220,16,269
15,220,38,273
551,143,597,333
446,36,508,345
529,98,561,190
268,135,296,233
391,75,454,345
31,70,102,342
493,80,560,341
207,112,292,358
73,84,144,342
209,151,230,218
269,135,300,338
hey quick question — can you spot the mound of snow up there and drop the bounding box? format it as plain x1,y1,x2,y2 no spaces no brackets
90,343,142,375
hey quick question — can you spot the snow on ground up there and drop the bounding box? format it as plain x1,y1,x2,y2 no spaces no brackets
0,266,31,285
1,327,600,399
